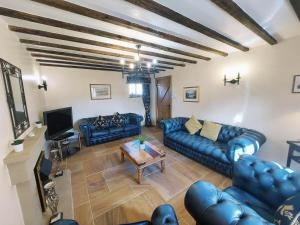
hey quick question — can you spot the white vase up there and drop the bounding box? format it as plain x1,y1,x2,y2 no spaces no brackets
36,123,42,128
140,143,145,150
13,143,24,153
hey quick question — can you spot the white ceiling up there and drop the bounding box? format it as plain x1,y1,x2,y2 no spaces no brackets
0,0,299,66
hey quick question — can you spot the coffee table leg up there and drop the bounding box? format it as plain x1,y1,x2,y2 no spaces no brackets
121,152,125,162
137,168,143,184
161,160,165,172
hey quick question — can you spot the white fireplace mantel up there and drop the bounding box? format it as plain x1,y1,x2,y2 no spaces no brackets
3,126,48,225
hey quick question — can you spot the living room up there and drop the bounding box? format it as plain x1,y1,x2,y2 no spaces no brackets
1,1,300,225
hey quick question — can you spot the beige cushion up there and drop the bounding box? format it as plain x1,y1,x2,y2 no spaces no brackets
185,115,202,135
200,121,222,142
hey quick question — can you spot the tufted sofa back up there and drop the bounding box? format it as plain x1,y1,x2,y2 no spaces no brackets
217,125,246,143
185,118,246,142
233,155,300,209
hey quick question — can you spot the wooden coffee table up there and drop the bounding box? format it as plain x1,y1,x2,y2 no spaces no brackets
120,140,166,184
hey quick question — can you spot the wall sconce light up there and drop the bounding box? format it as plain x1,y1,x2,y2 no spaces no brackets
224,73,241,86
38,77,47,91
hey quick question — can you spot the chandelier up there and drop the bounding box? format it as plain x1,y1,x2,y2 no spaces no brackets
119,44,158,79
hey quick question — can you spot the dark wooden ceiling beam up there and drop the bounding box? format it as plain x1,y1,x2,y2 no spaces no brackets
28,48,185,67
19,38,198,63
290,0,300,21
124,0,249,51
210,0,277,45
39,63,163,73
0,7,208,60
31,53,174,69
30,0,228,56
39,63,125,72
35,59,165,72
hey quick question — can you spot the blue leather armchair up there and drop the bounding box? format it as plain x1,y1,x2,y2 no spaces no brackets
79,113,143,146
160,117,266,176
121,204,178,225
185,155,300,225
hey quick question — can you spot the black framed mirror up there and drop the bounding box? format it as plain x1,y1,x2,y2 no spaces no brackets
1,58,30,138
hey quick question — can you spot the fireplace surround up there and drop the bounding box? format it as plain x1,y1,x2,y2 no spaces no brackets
3,126,50,225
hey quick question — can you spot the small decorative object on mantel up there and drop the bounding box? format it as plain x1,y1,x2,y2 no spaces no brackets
292,75,300,93
137,135,146,150
224,73,241,86
183,86,199,102
35,121,42,128
90,84,111,100
11,139,24,152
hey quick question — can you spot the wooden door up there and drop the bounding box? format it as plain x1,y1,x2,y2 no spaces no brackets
156,76,172,125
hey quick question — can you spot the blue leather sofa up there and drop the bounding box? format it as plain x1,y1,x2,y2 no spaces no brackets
79,113,143,146
185,155,300,225
121,204,178,225
160,117,266,176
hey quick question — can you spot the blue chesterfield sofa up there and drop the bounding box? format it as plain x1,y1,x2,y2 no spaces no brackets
79,113,143,146
185,155,300,225
160,117,266,177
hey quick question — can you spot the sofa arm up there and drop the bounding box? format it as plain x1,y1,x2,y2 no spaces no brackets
226,130,266,162
160,117,186,135
79,119,93,144
185,181,273,225
151,204,178,225
128,113,143,125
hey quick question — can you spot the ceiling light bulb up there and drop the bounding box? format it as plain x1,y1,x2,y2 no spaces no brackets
152,59,157,64
147,62,151,68
134,54,140,61
120,59,125,65
129,63,135,69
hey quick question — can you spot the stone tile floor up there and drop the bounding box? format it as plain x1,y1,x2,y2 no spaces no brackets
63,127,231,225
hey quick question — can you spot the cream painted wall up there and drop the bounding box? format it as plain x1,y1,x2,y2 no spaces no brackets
0,19,45,225
169,35,300,170
41,67,154,127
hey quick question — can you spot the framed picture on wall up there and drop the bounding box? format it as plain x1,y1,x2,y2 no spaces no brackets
90,84,111,100
292,75,300,93
183,86,199,102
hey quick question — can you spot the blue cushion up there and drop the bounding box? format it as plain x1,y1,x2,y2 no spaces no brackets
124,124,138,131
224,186,274,222
91,129,109,138
167,131,230,163
110,127,124,133
274,193,300,225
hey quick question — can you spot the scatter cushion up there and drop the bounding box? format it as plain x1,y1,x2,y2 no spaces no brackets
93,116,109,129
185,115,202,135
274,194,300,225
200,121,222,142
112,112,125,127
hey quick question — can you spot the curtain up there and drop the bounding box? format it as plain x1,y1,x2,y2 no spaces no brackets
142,83,152,127
127,75,152,127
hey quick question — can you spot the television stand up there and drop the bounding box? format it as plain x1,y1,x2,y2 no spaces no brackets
53,132,75,141
50,131,81,161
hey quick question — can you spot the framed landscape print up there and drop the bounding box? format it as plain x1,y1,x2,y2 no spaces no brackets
183,86,199,102
292,75,300,93
90,84,111,100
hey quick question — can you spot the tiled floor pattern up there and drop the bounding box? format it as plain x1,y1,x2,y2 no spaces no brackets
64,127,231,225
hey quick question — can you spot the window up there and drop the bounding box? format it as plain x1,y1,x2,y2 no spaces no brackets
129,83,143,97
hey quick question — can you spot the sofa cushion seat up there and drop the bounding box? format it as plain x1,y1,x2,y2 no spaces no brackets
167,131,230,163
124,124,138,131
224,186,274,222
109,127,124,134
91,129,109,138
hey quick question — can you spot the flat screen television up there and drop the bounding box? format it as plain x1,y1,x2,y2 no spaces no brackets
43,107,73,140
